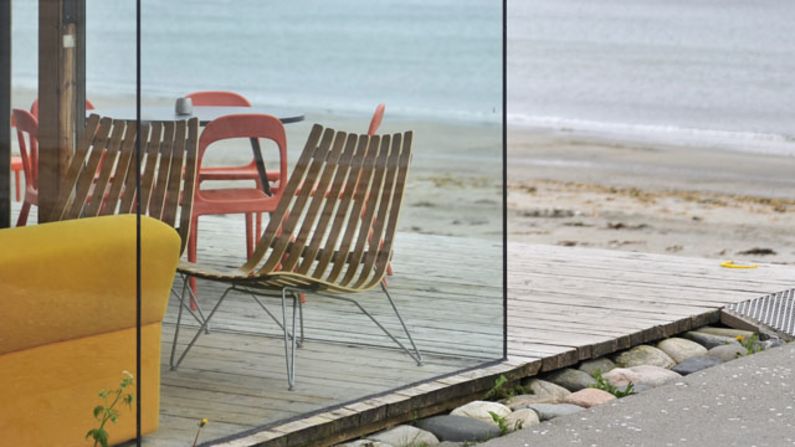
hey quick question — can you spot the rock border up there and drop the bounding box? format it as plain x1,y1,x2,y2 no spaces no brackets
336,325,787,447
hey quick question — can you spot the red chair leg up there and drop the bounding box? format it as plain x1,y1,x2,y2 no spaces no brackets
13,171,20,202
245,213,254,260
256,212,263,244
16,201,30,227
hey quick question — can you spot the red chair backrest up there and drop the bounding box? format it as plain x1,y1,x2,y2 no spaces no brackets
185,91,251,107
12,109,39,190
367,103,385,136
198,113,288,196
29,98,95,119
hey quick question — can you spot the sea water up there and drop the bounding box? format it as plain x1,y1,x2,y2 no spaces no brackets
509,0,795,154
10,0,795,154
11,0,502,122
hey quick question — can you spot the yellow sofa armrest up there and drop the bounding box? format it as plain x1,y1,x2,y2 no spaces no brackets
0,215,180,355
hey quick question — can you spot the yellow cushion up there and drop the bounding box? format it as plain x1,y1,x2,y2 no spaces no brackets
0,324,162,446
0,215,180,354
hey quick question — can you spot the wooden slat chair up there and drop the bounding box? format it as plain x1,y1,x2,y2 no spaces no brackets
171,123,422,390
52,113,206,324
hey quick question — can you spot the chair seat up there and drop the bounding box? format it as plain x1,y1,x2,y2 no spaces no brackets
194,188,279,215
200,165,275,181
177,260,372,294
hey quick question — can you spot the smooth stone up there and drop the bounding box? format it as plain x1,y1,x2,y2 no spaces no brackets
563,388,616,408
414,415,500,443
503,409,540,432
696,326,755,339
450,400,511,425
602,365,682,388
504,380,571,409
671,355,723,375
707,344,747,362
613,345,676,369
370,425,439,446
438,443,466,447
657,337,708,363
544,368,597,392
578,358,617,376
527,403,585,421
683,331,741,349
337,441,392,447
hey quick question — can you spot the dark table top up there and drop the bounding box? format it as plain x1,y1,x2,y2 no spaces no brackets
89,106,305,125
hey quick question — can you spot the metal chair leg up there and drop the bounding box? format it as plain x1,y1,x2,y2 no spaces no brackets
380,283,423,365
249,292,304,348
318,286,423,366
172,286,235,370
169,276,189,369
281,288,299,390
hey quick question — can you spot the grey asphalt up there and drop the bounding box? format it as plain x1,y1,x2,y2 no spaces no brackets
483,343,795,447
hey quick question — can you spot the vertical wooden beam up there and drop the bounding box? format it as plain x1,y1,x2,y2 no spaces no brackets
38,0,83,223
0,0,11,228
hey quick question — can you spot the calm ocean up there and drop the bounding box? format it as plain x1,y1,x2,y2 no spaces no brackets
11,1,795,153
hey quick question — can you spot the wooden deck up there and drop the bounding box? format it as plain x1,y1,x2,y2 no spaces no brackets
9,203,795,446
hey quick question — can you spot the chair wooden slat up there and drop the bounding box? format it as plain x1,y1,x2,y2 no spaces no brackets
368,131,413,289
161,121,188,226
138,122,164,214
311,134,370,279
148,122,176,219
326,134,380,284
177,120,200,255
296,132,359,275
243,124,325,274
52,115,108,221
341,134,391,287
66,120,126,220
53,114,199,257
281,130,348,272
116,122,148,214
354,133,402,289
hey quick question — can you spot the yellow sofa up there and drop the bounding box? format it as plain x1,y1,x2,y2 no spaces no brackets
0,215,181,446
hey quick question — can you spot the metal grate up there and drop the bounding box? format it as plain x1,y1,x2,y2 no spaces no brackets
727,288,795,337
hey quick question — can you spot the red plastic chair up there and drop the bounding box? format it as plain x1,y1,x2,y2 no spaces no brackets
188,113,288,279
12,109,39,226
185,91,280,246
7,99,94,203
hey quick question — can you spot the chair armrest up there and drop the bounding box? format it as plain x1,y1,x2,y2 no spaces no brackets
0,215,180,355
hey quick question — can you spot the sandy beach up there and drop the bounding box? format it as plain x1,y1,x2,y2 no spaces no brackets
12,88,795,266
509,128,795,265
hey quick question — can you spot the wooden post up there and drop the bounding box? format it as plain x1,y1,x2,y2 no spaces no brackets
0,0,11,228
38,0,85,223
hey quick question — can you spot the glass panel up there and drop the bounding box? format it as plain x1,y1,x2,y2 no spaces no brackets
2,1,142,446
138,0,504,444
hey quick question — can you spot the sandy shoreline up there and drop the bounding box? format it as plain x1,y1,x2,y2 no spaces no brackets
11,88,795,265
509,128,795,264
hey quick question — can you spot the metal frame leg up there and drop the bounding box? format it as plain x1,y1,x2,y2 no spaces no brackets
171,286,235,370
316,284,423,366
281,288,299,390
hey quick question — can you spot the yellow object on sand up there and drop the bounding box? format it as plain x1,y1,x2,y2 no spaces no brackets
0,215,180,446
720,260,758,269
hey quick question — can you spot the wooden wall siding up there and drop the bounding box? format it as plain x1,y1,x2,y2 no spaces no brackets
37,0,86,223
